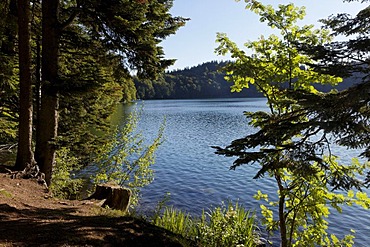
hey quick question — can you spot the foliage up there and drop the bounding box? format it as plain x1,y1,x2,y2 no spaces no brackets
0,114,17,144
152,201,259,247
295,1,370,183
253,158,368,246
153,206,194,238
0,0,18,144
76,0,188,79
34,0,186,185
92,108,164,206
196,202,258,247
0,0,186,187
51,147,84,199
216,2,341,101
56,12,136,165
214,1,370,247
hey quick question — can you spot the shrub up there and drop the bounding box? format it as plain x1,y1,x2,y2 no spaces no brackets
51,147,83,199
92,108,164,206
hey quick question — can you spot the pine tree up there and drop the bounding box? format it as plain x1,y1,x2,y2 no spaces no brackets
15,0,36,170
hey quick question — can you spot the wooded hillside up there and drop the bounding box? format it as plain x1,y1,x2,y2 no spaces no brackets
134,61,361,100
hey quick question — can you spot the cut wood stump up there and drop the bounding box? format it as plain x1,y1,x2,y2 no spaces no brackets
88,183,131,212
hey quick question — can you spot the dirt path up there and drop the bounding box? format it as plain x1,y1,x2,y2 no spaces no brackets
0,171,189,246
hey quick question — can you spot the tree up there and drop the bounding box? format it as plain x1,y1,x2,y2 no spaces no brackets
15,0,35,170
35,0,187,185
36,0,61,185
214,1,370,246
297,0,370,185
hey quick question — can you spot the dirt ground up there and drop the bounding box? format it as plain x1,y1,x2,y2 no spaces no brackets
0,167,191,247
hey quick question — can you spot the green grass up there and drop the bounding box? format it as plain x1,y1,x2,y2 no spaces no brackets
153,206,194,237
91,205,128,217
152,201,260,247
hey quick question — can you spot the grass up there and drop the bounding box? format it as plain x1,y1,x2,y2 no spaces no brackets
90,205,128,217
153,206,194,237
152,201,260,247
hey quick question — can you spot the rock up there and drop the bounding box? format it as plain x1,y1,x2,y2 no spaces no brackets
88,183,131,212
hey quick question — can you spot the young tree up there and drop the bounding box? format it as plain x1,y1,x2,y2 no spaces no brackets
214,1,370,246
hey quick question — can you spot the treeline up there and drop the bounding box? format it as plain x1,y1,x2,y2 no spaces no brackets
135,61,262,99
134,61,360,100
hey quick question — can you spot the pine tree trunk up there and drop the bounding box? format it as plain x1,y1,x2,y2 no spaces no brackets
36,0,60,186
36,93,59,185
15,0,35,170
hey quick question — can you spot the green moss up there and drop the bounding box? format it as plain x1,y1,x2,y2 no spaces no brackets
0,189,13,198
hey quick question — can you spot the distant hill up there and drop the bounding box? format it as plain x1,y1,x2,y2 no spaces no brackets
134,61,361,100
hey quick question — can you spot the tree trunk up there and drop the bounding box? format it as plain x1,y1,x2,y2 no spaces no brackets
36,0,60,186
276,174,288,247
35,36,41,142
15,0,35,170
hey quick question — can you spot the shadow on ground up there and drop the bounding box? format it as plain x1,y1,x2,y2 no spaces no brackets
0,203,190,246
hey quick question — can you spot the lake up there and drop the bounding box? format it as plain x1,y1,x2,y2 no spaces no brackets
114,98,370,246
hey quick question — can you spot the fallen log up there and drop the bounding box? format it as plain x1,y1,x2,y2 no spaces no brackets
88,183,131,212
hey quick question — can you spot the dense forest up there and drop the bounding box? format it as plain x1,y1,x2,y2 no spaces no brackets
134,61,262,99
134,60,361,100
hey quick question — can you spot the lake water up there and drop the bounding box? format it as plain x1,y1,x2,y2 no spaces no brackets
115,98,370,246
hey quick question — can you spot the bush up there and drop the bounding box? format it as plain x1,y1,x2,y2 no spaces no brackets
51,147,83,199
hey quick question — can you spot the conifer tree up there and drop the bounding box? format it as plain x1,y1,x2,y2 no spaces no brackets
214,1,370,246
15,0,35,170
35,0,187,185
296,0,370,184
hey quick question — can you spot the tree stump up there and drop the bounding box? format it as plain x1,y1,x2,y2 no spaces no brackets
88,183,131,212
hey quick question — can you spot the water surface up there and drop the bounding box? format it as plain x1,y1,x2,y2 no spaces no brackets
116,98,370,246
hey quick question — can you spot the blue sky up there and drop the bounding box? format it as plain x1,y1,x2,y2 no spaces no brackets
162,0,366,71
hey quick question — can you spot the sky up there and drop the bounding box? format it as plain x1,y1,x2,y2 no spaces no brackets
161,0,366,71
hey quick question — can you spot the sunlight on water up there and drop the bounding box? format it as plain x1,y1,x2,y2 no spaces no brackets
116,98,370,246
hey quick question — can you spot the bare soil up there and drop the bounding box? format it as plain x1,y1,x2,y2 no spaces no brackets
0,167,191,247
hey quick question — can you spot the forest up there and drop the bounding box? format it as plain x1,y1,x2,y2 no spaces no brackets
134,61,262,99
134,60,360,100
1,0,370,246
